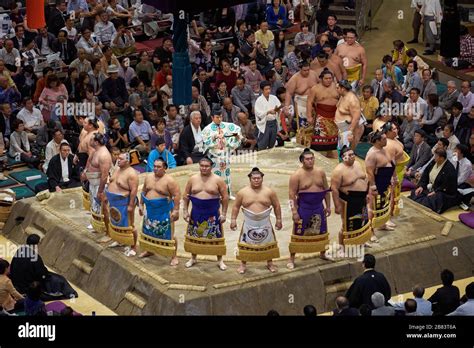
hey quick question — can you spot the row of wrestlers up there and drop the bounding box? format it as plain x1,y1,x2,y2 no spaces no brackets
80,146,405,274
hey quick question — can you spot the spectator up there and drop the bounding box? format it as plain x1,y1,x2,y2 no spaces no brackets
153,37,173,69
146,137,176,171
294,21,315,51
265,69,284,96
0,259,24,314
371,292,395,316
370,69,387,103
359,304,372,317
303,304,317,317
400,111,421,153
448,282,474,316
272,57,288,85
0,39,20,74
333,296,360,316
428,269,460,316
255,20,274,51
381,80,403,105
9,119,40,168
94,11,116,46
128,109,153,155
454,144,473,210
0,59,15,88
215,59,238,94
382,55,403,89
164,104,184,152
402,60,423,96
438,82,459,113
110,23,135,56
75,28,102,62
0,103,15,147
34,27,55,56
311,33,329,59
193,68,213,104
101,64,129,110
244,59,264,94
135,51,155,87
319,14,343,49
12,24,29,52
267,31,287,62
45,142,81,192
16,97,43,142
191,87,211,124
88,60,107,95
24,282,46,316
231,76,255,116
405,129,431,178
107,117,129,150
359,85,379,128
412,285,433,316
220,42,239,65
179,111,204,165
420,69,437,101
407,48,429,77
237,111,257,150
39,74,68,122
221,97,240,124
416,138,452,179
266,0,289,30
457,80,474,115
124,93,148,128
160,75,173,102
153,61,172,90
240,30,271,72
52,30,77,65
392,40,409,70
61,15,78,42
117,56,136,90
442,124,460,154
345,254,391,309
211,81,228,109
404,299,418,316
13,65,38,100
195,40,217,78
63,67,79,102
47,0,67,37
404,88,427,120
421,94,444,136
43,128,64,173
99,45,120,76
409,148,458,214
70,48,93,74
150,118,172,150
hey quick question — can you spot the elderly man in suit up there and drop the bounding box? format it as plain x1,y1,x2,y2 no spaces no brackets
370,69,388,103
45,142,81,192
178,111,205,165
439,81,460,112
447,102,470,145
405,129,432,178
220,97,241,124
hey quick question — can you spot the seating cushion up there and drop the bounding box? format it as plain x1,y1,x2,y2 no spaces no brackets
9,169,47,184
459,212,474,229
401,178,416,192
10,185,35,199
0,177,17,188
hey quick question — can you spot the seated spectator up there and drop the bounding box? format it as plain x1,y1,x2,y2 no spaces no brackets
439,81,460,112
412,285,433,316
211,81,229,109
237,111,257,150
333,296,360,316
371,69,387,103
303,304,317,317
421,94,444,136
420,69,437,101
107,0,132,23
272,57,288,85
404,88,427,120
9,119,40,168
12,24,30,53
100,46,120,76
134,80,155,116
129,109,153,154
75,28,102,62
10,234,78,301
0,75,20,110
221,97,240,124
240,30,271,73
265,69,284,96
150,118,172,150
52,29,77,65
406,48,429,77
153,37,173,69
319,14,343,49
255,20,274,51
13,65,38,99
402,60,423,96
164,104,184,152
193,68,213,104
442,124,460,154
458,80,474,115
215,59,238,95
415,138,452,179
392,40,409,71
153,61,172,90
381,80,403,105
190,86,211,123
195,40,217,79
0,59,15,89
0,259,24,314
266,0,289,30
428,269,460,316
0,103,16,147
0,39,20,74
118,56,136,90
146,137,176,171
47,0,67,37
135,51,156,87
61,15,78,42
101,64,129,111
16,97,43,143
34,27,55,56
20,37,40,69
371,292,395,316
359,85,379,130
110,23,135,57
345,254,391,309
231,76,256,117
409,148,458,214
448,282,474,316
405,129,431,178
403,299,418,316
107,117,129,150
400,114,422,155
382,55,403,89
179,111,204,165
45,142,81,192
311,33,329,59
70,48,93,75
24,281,46,316
63,67,79,102
267,31,287,62
160,75,173,102
244,59,264,94
39,74,69,122
294,21,316,52
43,128,65,173
94,11,116,46
454,144,473,210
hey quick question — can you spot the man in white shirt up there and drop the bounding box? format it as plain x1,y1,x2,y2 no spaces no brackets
0,39,20,72
94,11,117,46
457,81,474,115
442,124,460,154
420,0,442,55
255,81,281,151
404,88,428,120
16,97,44,142
76,28,102,61
45,142,81,192
61,16,78,42
454,144,473,210
43,129,65,173
448,283,474,316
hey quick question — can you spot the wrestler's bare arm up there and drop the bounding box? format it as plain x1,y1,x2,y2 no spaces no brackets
98,154,112,194
338,58,347,80
306,87,316,123
365,151,377,188
168,178,181,213
128,172,139,208
321,169,331,210
285,75,296,108
360,46,367,81
230,190,243,222
330,166,343,212
217,177,229,216
349,94,361,133
140,175,151,207
182,177,193,215
288,172,300,215
270,189,282,223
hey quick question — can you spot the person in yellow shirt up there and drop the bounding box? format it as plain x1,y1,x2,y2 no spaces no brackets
360,85,380,138
392,40,409,73
255,20,274,51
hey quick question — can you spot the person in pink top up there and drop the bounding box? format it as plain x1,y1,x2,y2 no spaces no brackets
243,59,264,94
39,74,69,122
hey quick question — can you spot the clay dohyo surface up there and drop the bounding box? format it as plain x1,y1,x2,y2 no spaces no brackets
3,148,474,314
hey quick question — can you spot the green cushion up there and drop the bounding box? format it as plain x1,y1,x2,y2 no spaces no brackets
9,169,47,184
25,178,48,192
10,185,35,199
0,177,17,188
355,142,373,160
7,156,24,166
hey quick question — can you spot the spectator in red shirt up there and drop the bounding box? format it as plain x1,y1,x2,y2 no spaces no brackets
153,61,172,90
215,59,238,94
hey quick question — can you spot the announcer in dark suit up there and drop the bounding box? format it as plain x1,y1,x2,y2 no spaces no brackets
178,110,205,165
409,147,458,214
45,142,81,192
345,254,392,310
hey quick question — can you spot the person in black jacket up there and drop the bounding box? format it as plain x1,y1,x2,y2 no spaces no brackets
45,142,81,192
192,69,213,104
333,296,361,316
52,30,77,65
47,0,67,37
345,254,392,310
0,103,16,147
409,147,459,213
100,64,129,111
178,110,205,165
447,102,470,146
428,269,460,316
